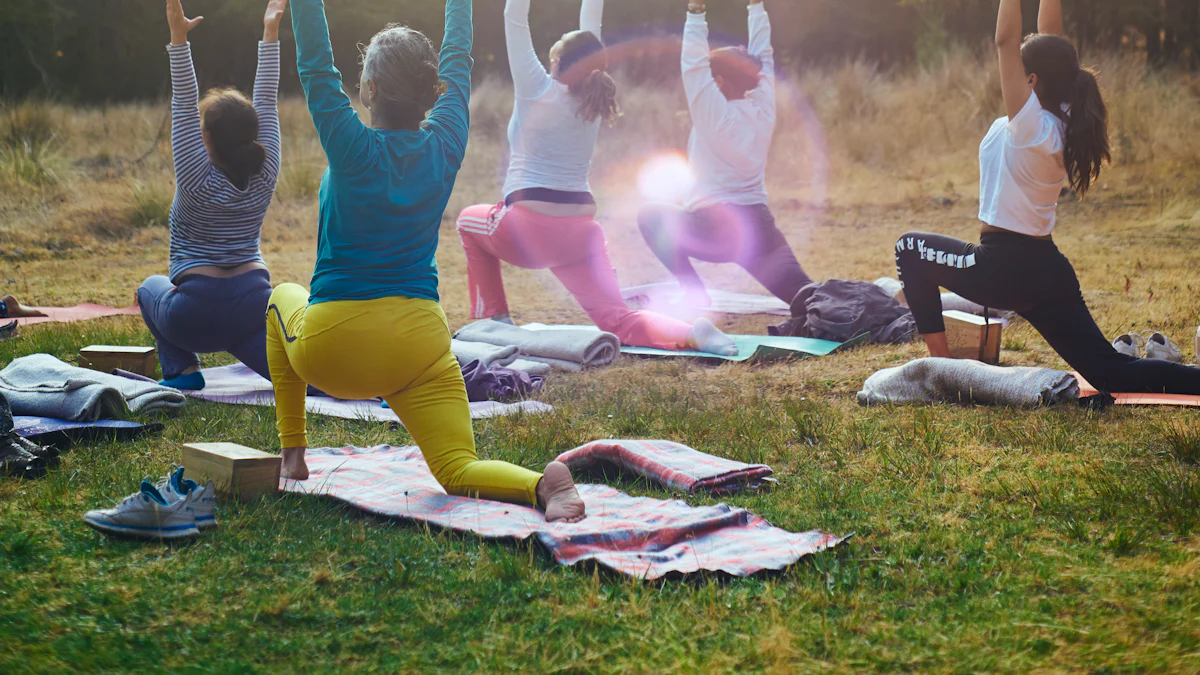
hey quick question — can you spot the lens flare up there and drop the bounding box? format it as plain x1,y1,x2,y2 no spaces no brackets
636,152,695,204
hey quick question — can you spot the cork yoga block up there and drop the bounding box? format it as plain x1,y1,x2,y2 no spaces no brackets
943,310,1003,365
79,345,158,378
182,443,281,501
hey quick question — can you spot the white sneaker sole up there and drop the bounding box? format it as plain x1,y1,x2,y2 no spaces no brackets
194,515,218,531
83,516,199,540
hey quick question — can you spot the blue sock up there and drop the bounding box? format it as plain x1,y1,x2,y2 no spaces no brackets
159,372,206,391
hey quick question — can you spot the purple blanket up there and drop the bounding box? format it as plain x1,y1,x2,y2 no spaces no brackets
190,364,552,423
284,445,845,579
554,439,775,495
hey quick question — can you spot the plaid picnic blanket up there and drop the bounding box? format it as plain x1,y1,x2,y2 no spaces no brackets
553,439,775,495
284,445,845,579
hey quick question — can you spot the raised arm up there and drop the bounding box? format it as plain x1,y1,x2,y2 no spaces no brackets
681,5,727,133
166,0,210,193
426,0,473,160
580,0,603,38
996,0,1032,121
1038,0,1064,37
254,0,287,183
746,0,774,88
505,0,552,100
291,0,371,173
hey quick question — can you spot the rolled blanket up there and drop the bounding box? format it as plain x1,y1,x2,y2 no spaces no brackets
450,339,549,375
857,357,1079,407
554,439,775,495
0,354,186,421
454,320,620,372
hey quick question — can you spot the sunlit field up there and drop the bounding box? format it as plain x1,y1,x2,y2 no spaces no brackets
2,49,1199,671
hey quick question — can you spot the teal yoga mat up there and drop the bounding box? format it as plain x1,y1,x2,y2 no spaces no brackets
522,324,869,363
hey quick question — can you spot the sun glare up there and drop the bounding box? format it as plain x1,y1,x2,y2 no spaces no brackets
636,152,695,204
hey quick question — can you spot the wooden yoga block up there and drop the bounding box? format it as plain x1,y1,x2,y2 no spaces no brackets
943,310,1003,365
79,345,158,378
182,443,281,501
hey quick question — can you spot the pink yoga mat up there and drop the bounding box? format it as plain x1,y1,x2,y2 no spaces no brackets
284,444,847,579
15,304,141,326
1074,372,1200,408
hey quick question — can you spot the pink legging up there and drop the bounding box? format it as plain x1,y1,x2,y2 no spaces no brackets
457,203,692,350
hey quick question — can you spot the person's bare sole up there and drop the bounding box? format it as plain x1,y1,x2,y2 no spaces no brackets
538,461,585,523
2,295,46,319
280,447,310,481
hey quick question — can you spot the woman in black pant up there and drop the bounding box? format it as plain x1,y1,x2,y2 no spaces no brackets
895,0,1200,395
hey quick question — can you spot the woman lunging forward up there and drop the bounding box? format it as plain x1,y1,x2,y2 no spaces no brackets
269,0,585,522
456,0,738,356
638,0,812,310
895,0,1200,395
138,0,286,390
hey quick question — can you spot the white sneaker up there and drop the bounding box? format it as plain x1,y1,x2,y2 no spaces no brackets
1144,331,1183,363
83,480,198,540
157,465,217,530
1112,333,1142,358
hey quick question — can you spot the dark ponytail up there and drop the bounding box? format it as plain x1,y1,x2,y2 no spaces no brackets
1064,68,1110,197
200,88,266,189
556,30,621,125
1021,34,1110,197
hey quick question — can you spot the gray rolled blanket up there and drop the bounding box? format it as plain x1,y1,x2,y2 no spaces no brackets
450,339,550,375
0,354,186,421
454,320,620,372
857,357,1079,407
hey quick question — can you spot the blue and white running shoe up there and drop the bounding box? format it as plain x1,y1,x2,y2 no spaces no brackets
157,465,217,531
83,480,198,540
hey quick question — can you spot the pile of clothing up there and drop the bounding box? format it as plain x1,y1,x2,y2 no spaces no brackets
453,320,621,373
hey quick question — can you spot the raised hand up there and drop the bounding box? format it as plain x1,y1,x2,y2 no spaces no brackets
263,0,289,43
166,0,204,46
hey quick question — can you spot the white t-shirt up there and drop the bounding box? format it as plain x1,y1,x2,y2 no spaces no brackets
502,0,603,198
683,6,776,211
978,91,1068,236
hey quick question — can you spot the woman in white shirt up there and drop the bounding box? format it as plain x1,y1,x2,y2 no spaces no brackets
638,0,812,310
456,0,737,356
895,0,1200,395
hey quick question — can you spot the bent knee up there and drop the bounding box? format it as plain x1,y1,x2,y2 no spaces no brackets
456,204,496,234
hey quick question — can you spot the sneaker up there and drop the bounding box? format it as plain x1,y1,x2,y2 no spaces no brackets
157,465,217,530
0,434,47,478
83,480,199,540
1112,333,1142,358
1144,331,1184,363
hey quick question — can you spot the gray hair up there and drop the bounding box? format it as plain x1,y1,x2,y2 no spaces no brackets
359,25,444,130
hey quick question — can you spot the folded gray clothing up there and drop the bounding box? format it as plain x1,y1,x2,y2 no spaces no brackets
450,339,550,376
873,278,1013,320
0,354,186,421
454,320,620,371
857,357,1080,407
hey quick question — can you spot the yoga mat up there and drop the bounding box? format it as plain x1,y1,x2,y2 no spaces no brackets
13,416,162,445
15,304,141,326
284,444,847,579
1074,372,1200,408
522,324,867,363
554,439,775,495
622,282,791,317
190,364,553,422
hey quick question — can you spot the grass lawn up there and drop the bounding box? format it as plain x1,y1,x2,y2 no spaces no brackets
2,60,1199,671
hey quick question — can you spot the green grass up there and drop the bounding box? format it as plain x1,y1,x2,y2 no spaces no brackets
2,318,1198,672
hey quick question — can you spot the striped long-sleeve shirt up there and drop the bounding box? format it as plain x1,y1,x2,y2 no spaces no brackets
167,41,282,282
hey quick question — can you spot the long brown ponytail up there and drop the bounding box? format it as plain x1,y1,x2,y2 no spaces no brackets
556,30,620,125
1021,34,1110,197
200,88,266,189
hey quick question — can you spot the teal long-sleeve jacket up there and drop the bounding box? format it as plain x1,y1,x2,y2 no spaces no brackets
292,0,472,304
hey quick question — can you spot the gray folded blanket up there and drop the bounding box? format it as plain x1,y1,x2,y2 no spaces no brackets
0,354,186,421
857,357,1080,407
454,320,620,372
449,340,550,375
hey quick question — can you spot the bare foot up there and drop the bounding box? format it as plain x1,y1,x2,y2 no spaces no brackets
2,295,46,319
537,461,585,523
687,317,738,356
280,447,309,481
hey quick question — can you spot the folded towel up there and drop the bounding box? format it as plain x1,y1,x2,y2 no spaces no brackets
0,354,186,421
553,439,774,495
857,357,1079,407
451,339,550,375
454,320,620,372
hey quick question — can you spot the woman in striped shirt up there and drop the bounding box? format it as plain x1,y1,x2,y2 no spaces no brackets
136,0,286,390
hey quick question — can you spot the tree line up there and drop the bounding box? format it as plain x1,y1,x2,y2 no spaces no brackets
2,0,1196,103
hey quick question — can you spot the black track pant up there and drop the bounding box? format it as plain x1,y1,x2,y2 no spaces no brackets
895,229,1200,395
638,203,812,305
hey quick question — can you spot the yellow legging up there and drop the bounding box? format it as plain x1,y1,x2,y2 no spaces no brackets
265,283,541,506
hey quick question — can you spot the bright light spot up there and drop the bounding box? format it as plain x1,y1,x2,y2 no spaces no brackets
637,152,694,204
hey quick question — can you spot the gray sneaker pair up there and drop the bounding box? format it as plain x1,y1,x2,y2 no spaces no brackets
1112,331,1184,363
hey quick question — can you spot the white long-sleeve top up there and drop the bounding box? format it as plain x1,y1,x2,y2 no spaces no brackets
502,0,604,198
682,5,776,210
